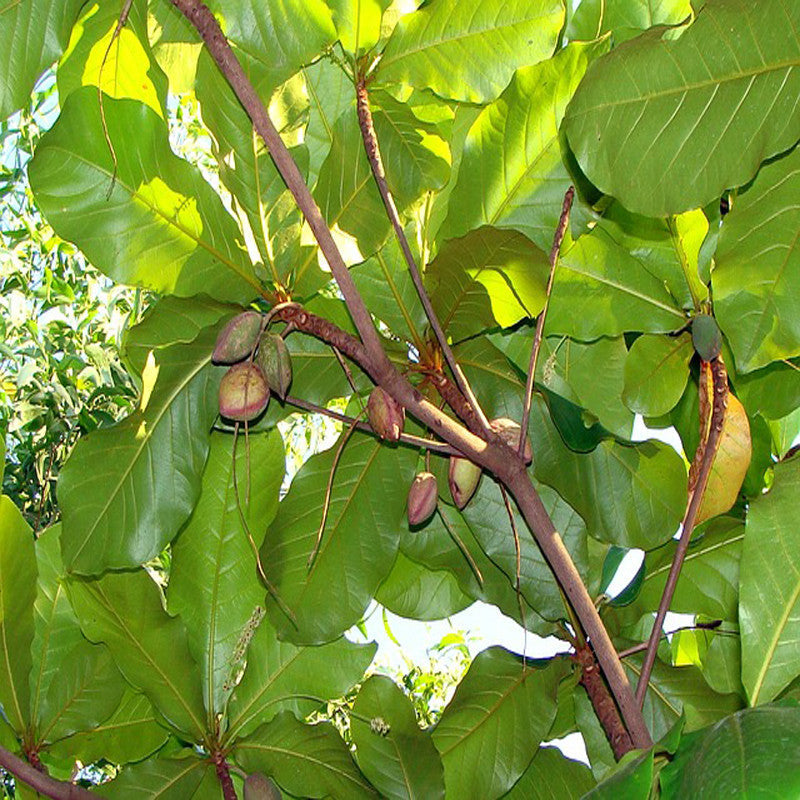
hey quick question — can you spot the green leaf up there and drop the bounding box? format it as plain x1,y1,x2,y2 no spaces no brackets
735,356,800,421
432,649,565,800
378,0,564,104
37,640,124,745
234,711,377,799
564,0,800,217
376,550,472,621
29,89,261,302
500,746,595,799
0,0,83,119
48,688,168,765
58,326,220,574
581,749,653,800
0,496,36,734
329,0,391,54
260,429,417,644
623,333,694,416
103,756,211,800
351,675,445,800
67,570,206,740
168,431,285,719
440,42,605,252
714,144,800,372
740,456,800,705
427,227,550,342
226,622,375,742
660,705,800,799
567,0,693,44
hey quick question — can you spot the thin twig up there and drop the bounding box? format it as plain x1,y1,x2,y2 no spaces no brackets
354,75,491,435
436,508,484,587
333,345,365,411
499,484,527,662
0,745,95,800
518,187,574,457
618,620,727,660
634,357,728,706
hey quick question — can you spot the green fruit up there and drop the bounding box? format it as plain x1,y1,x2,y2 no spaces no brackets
692,314,722,361
243,772,281,800
367,387,405,442
448,456,481,509
256,332,293,400
407,471,438,526
212,311,263,364
218,362,270,421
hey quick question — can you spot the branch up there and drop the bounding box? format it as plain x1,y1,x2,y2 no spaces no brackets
634,357,728,705
355,76,491,434
0,746,96,800
519,187,574,457
618,620,725,660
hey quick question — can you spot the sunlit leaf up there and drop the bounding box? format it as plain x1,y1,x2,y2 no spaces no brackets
567,0,693,44
623,333,693,417
329,0,391,54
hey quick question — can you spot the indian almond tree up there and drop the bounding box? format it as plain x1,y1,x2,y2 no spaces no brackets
0,0,799,797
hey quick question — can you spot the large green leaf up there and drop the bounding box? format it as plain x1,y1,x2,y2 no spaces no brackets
714,143,800,372
168,431,284,720
260,429,417,644
735,356,800,421
0,497,36,734
67,570,206,740
564,0,800,217
660,705,800,799
58,325,220,574
225,620,376,742
432,649,565,800
378,0,564,104
103,757,211,800
234,711,377,799
623,333,694,416
29,89,260,301
567,0,693,44
740,456,800,705
351,675,445,800
0,0,83,119
501,746,595,799
49,688,168,765
440,42,605,252
582,750,653,800
328,0,390,54
427,227,550,342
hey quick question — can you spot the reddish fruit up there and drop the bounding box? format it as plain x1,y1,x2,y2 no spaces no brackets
448,456,481,510
367,387,405,442
490,417,532,464
212,311,263,364
218,362,270,421
256,331,292,399
407,472,438,526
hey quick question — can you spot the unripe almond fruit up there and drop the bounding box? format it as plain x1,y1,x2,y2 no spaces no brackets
219,362,270,421
448,456,481,510
692,313,722,361
367,387,405,442
490,417,532,464
243,772,281,800
408,471,438,526
256,331,292,400
213,311,263,364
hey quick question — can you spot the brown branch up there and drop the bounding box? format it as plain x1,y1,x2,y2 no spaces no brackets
634,357,728,706
0,745,96,799
172,0,651,753
355,76,491,435
213,753,238,800
519,187,574,457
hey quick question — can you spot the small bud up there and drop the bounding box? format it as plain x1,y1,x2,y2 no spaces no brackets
213,311,263,364
256,332,293,399
407,472,438,526
219,362,270,421
367,387,405,442
490,417,532,464
243,772,281,800
448,456,481,510
692,314,722,361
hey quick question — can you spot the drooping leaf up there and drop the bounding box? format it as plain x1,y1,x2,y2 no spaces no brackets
0,0,84,119
567,0,693,44
740,456,800,705
0,497,36,734
29,89,261,302
714,143,800,372
234,711,378,799
260,428,417,644
623,333,693,416
564,0,800,217
432,649,566,800
351,675,445,800
226,620,376,742
103,756,211,800
501,746,595,799
378,0,564,104
660,705,800,800
58,325,220,574
440,42,606,252
168,431,285,718
67,570,206,740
